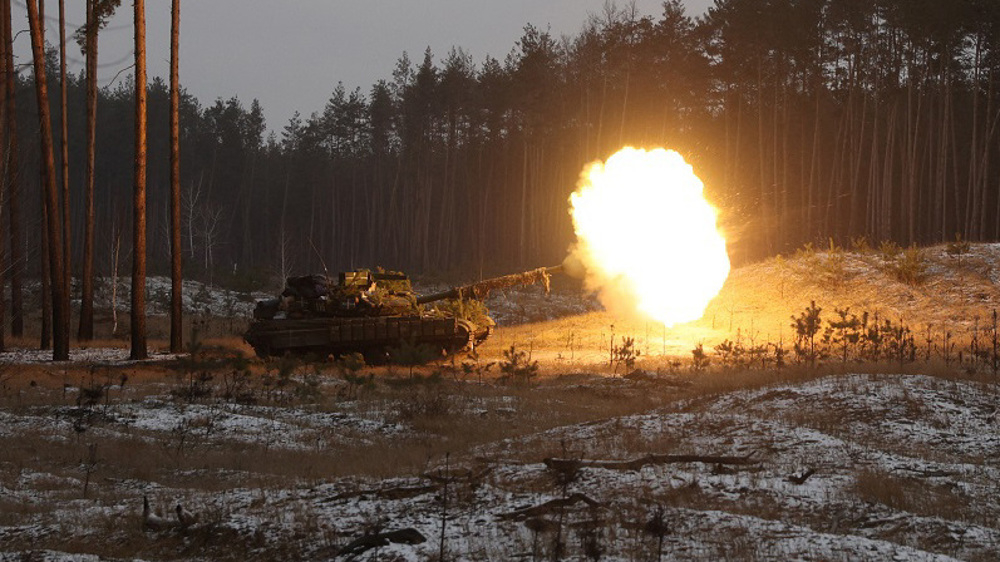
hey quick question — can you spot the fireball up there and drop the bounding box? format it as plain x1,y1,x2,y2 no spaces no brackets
568,147,729,326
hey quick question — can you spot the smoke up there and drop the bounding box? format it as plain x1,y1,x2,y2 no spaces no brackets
559,252,586,280
559,250,643,320
564,243,653,323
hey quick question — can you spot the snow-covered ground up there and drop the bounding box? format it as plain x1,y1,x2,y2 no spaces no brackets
84,275,271,318
0,347,181,365
2,373,997,560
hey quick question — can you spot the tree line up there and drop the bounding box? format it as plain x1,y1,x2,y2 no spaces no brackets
3,0,1000,358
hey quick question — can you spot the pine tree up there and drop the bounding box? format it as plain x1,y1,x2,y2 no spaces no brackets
130,0,148,360
26,0,69,361
3,0,22,339
169,0,182,353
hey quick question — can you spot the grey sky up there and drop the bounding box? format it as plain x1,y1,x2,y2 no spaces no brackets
14,1,713,133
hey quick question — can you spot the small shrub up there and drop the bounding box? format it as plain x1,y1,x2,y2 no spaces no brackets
794,242,816,261
460,350,495,383
882,318,917,366
576,519,605,562
171,371,214,402
294,372,323,402
796,240,847,285
336,353,373,399
499,344,538,384
78,380,106,408
770,342,787,368
388,339,440,378
221,367,256,404
644,505,670,562
261,355,301,403
861,311,882,361
611,336,640,374
691,343,710,371
946,232,970,255
892,245,927,285
150,286,171,313
715,335,777,370
193,283,213,307
879,240,902,260
851,235,871,253
791,301,823,365
396,385,451,419
714,338,741,367
825,307,863,362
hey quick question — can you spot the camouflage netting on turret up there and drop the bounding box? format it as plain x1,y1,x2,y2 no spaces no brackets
433,297,491,325
281,269,420,318
453,267,553,301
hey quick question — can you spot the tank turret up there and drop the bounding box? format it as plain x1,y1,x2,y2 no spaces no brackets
244,266,562,361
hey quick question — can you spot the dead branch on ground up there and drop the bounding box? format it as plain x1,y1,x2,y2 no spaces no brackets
543,453,757,473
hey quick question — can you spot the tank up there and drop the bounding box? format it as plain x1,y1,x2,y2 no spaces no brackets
244,266,562,361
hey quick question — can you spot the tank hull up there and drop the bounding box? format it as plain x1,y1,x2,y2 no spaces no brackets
244,315,490,360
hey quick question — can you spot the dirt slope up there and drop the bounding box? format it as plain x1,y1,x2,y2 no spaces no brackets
485,243,1000,366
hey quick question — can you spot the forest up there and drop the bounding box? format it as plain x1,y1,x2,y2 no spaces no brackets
7,0,1000,285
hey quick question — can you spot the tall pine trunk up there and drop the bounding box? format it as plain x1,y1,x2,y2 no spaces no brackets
58,0,70,326
41,206,51,349
169,0,182,352
0,2,6,352
3,0,21,338
130,0,148,360
79,0,98,341
26,0,69,360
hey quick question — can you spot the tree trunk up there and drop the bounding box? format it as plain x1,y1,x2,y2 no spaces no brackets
130,0,148,360
58,0,70,327
0,3,6,352
26,0,69,360
3,0,21,338
41,205,51,349
79,0,98,341
169,0,182,353
519,139,527,265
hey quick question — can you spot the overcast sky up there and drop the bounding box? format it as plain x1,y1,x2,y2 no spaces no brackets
14,1,713,133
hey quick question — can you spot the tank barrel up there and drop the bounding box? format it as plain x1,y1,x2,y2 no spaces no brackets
416,265,564,305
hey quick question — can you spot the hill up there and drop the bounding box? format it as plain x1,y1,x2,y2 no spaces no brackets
485,243,1000,367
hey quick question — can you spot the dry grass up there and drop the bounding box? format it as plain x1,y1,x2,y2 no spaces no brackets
5,312,246,353
0,365,692,493
852,468,979,524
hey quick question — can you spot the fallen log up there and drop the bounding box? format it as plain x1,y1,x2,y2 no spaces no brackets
898,467,953,478
326,465,493,503
324,484,439,503
543,453,757,473
787,468,816,485
337,528,426,559
500,492,603,521
422,465,494,485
